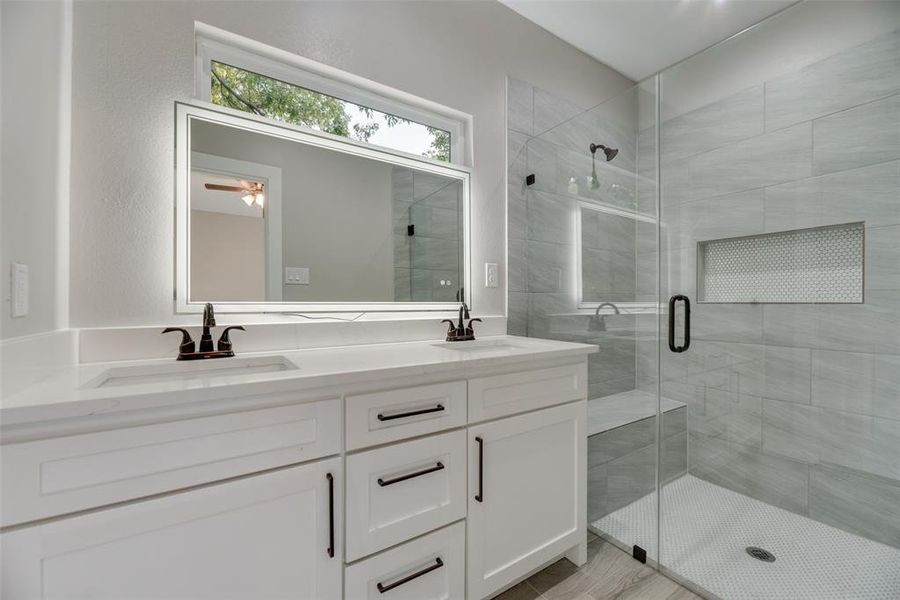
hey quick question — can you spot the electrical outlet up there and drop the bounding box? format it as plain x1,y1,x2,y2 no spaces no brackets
11,263,28,317
485,262,499,288
285,267,310,285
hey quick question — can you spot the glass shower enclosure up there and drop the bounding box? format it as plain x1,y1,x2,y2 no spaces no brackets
516,2,900,597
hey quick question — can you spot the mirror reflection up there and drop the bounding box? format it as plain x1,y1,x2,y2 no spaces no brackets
188,117,464,304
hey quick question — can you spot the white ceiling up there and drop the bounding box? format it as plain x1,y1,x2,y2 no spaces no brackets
500,0,798,81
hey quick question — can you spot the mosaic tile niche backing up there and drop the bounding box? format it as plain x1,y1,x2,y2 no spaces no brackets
698,222,864,303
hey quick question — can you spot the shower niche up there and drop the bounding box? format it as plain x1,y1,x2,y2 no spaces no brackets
697,222,865,304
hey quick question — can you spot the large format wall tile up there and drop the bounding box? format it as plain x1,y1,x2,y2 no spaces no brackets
764,160,900,231
692,303,764,344
681,123,812,201
662,189,765,250
508,182,527,241
527,240,573,293
534,86,584,136
690,387,763,449
582,208,636,252
689,431,809,515
661,85,764,161
762,398,900,481
508,292,527,336
589,377,638,401
508,238,526,292
527,190,574,244
582,249,635,302
589,339,636,385
811,349,900,421
527,292,575,339
866,225,900,291
761,346,811,404
761,400,820,464
809,465,900,549
765,30,900,132
507,78,533,136
763,291,900,355
813,93,900,175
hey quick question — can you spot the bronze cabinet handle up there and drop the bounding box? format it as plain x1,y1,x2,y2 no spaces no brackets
377,558,444,594
377,404,445,422
377,462,444,487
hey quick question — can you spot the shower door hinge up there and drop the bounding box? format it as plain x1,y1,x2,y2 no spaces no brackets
632,545,647,564
407,224,415,236
525,174,535,186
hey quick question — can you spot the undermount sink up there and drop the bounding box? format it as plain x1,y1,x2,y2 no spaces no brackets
432,340,524,353
83,355,298,389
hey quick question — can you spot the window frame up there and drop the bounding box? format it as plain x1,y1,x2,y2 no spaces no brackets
195,23,471,166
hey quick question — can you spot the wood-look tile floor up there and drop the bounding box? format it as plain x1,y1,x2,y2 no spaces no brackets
493,533,703,600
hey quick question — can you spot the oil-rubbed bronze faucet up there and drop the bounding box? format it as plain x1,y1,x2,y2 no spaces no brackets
162,303,245,360
442,302,481,342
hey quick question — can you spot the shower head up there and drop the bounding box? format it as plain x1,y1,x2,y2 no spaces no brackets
590,143,619,162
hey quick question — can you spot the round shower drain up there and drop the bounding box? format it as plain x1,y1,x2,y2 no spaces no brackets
745,546,776,562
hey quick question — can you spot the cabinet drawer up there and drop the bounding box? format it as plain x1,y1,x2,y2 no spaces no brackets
346,430,466,561
468,362,587,423
1,398,340,527
345,521,465,600
345,381,466,450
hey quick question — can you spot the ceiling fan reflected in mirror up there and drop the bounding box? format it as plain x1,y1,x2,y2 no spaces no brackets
204,179,265,208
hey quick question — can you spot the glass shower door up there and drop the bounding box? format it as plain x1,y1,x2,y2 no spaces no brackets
653,5,900,598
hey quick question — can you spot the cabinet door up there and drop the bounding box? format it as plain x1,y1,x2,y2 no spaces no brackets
1,459,343,600
466,401,585,600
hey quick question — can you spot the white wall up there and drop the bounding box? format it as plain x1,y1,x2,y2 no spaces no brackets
1,0,71,339
190,210,266,302
67,0,632,327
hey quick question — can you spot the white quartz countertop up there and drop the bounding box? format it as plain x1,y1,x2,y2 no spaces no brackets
1,336,596,428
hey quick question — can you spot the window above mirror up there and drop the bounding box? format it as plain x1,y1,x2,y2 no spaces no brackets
195,23,471,167
209,61,452,163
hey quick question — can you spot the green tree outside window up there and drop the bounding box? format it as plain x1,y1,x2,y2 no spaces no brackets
210,62,450,162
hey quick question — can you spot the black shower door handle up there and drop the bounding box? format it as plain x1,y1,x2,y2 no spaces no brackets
668,295,691,353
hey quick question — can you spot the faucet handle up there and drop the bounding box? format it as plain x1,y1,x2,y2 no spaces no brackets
441,319,457,334
217,326,245,352
465,318,482,336
162,327,195,355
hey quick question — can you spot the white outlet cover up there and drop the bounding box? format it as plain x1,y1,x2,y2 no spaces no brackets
485,262,499,288
285,267,310,285
11,263,28,317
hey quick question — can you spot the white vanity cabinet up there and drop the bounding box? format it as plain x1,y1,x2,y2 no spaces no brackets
466,401,586,600
0,339,593,600
1,459,343,600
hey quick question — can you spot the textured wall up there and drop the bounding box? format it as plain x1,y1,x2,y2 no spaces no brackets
641,28,900,548
1,1,70,339
68,0,631,327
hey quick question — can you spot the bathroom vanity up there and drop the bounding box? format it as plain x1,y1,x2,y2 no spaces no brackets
0,336,594,599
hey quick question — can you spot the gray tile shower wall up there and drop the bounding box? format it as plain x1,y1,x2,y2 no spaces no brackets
392,168,462,302
506,77,642,395
588,408,687,523
643,29,900,548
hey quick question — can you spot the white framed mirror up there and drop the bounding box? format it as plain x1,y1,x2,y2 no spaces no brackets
175,102,471,313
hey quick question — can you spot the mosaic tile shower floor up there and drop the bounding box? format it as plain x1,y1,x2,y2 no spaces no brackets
593,475,900,599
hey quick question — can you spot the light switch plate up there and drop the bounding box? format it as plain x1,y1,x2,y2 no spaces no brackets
11,263,28,317
485,262,499,288
285,267,310,285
